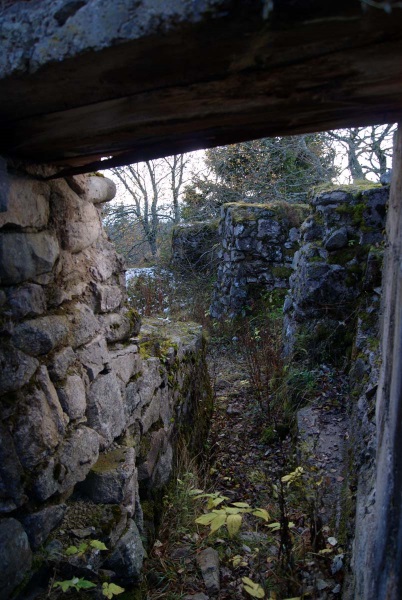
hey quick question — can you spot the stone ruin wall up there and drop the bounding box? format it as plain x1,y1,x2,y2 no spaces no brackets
0,166,211,599
210,202,310,319
171,219,220,274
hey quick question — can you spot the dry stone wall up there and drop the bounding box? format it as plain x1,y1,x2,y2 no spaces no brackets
0,166,211,599
210,202,309,319
171,220,220,274
283,184,388,363
282,183,389,597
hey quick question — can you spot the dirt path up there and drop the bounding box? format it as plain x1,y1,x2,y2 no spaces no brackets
144,344,348,600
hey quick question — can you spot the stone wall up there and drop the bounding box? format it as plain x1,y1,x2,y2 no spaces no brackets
210,202,309,319
283,184,388,363
0,167,211,598
282,183,389,596
171,220,220,274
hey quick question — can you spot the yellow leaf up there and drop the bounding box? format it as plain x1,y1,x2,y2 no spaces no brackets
232,555,243,567
267,522,281,531
225,506,243,514
252,508,269,522
232,502,250,508
242,577,265,598
227,513,242,537
210,513,227,534
195,513,216,526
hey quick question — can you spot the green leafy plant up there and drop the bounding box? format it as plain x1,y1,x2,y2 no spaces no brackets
102,582,125,598
193,491,269,537
65,539,108,556
242,576,265,598
53,577,96,592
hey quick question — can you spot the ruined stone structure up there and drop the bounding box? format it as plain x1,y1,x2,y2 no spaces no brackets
0,169,211,598
171,220,220,274
210,202,309,319
1,1,402,598
283,184,388,362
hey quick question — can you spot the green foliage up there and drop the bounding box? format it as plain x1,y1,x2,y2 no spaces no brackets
53,577,96,592
182,134,336,220
242,576,265,598
193,491,269,538
65,539,108,556
102,582,125,598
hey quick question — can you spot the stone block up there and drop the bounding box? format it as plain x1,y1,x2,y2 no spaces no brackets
0,518,32,600
33,426,99,501
48,346,76,382
5,283,46,319
66,175,116,204
86,372,126,447
13,366,65,470
0,421,26,514
94,283,123,313
68,302,101,348
77,334,109,381
257,218,282,240
102,312,131,343
0,231,59,285
57,374,87,420
104,519,145,582
125,357,162,422
0,175,50,230
0,343,39,395
51,181,102,253
13,314,69,356
21,504,66,550
85,176,117,204
79,447,136,504
109,345,140,384
324,226,348,250
196,547,220,595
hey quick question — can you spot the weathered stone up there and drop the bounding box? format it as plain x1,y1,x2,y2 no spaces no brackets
0,343,39,395
77,334,109,381
125,357,162,422
86,176,117,204
324,227,348,250
0,175,49,230
102,312,131,343
103,519,145,582
138,429,166,482
94,283,123,313
140,390,163,434
86,372,125,447
184,594,209,600
257,218,282,239
109,344,140,384
51,181,102,253
152,442,173,489
13,314,69,356
57,374,87,420
13,366,65,470
0,518,32,600
48,346,76,382
21,504,66,550
0,420,26,513
33,426,99,501
79,447,136,504
0,231,59,285
68,303,100,348
5,283,46,319
66,175,116,204
196,547,220,595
